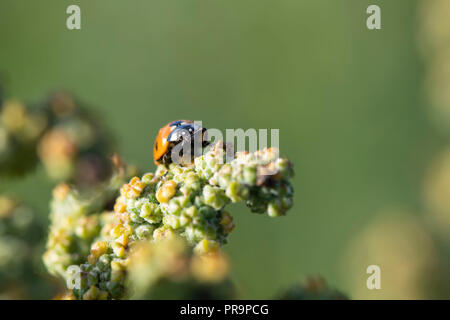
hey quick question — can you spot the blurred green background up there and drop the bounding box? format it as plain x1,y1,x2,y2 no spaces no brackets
0,0,444,298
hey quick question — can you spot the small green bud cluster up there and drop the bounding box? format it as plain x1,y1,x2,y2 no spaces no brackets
42,183,118,280
0,196,45,298
127,237,234,300
66,142,294,299
0,91,115,185
195,143,294,217
43,160,135,282
0,100,47,176
37,91,115,185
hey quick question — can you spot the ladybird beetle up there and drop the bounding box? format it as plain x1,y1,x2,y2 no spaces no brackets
153,120,208,166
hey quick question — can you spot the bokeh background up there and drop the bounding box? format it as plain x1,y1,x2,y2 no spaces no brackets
1,0,450,299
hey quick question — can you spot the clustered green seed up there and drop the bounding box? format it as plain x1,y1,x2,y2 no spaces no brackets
38,91,115,185
0,90,121,298
195,143,294,217
0,196,45,298
0,100,47,176
43,161,136,282
64,142,294,299
0,91,115,185
127,237,234,300
42,183,118,280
